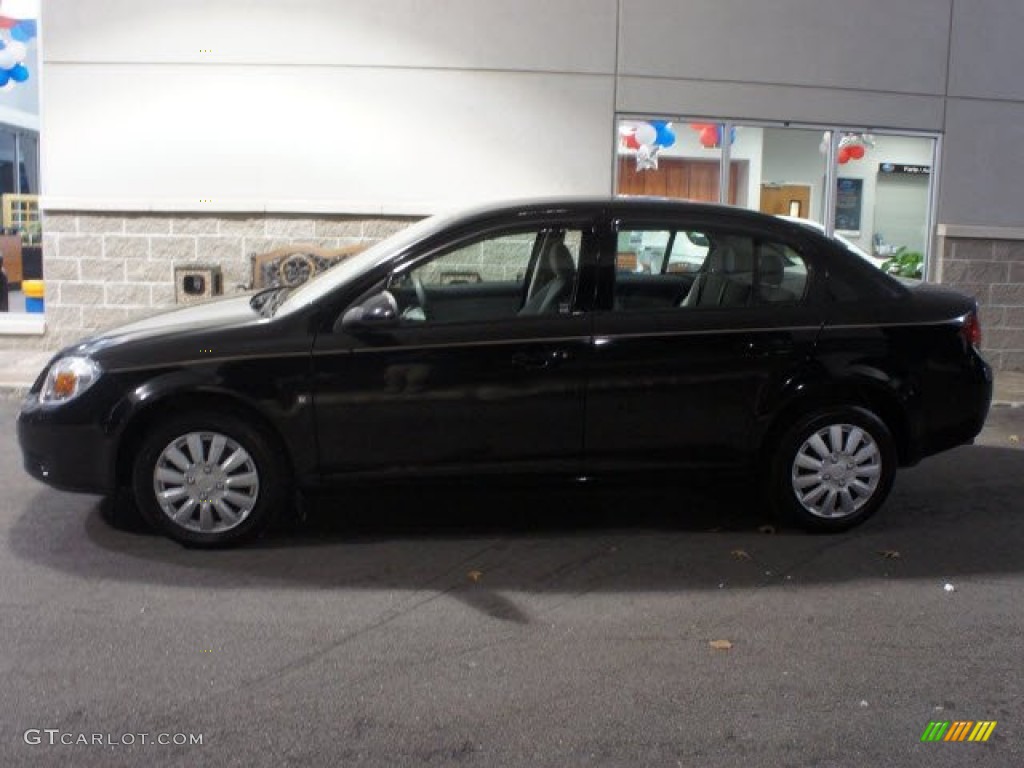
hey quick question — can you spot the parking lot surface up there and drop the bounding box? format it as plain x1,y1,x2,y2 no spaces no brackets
1,399,1022,767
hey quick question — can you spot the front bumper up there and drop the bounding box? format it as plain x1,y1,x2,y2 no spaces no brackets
17,393,118,495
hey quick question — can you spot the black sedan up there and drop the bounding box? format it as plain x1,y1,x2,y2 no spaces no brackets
18,198,992,546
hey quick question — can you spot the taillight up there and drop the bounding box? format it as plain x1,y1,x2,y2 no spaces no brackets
961,310,982,348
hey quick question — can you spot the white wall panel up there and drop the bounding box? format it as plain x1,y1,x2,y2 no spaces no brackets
938,98,1024,227
948,0,1024,100
44,0,617,74
619,0,951,96
616,77,945,132
42,65,615,211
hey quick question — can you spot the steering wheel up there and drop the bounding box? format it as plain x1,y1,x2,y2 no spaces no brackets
411,273,429,316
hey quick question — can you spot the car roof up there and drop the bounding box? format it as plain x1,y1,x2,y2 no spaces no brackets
449,196,801,230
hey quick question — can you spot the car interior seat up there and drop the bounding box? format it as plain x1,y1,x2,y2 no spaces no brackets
758,245,797,303
680,236,753,308
520,242,576,315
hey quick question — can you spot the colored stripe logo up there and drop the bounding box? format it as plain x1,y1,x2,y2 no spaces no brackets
921,721,997,742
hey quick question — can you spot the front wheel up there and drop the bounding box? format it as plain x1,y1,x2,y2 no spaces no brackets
132,411,288,547
769,407,896,532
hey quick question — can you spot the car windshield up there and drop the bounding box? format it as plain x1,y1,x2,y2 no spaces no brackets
273,212,454,317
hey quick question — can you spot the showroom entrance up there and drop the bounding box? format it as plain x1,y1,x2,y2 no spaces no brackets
615,118,939,278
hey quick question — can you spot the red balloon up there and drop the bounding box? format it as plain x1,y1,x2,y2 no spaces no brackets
848,144,865,160
622,133,640,150
0,17,17,29
837,147,851,164
699,127,718,148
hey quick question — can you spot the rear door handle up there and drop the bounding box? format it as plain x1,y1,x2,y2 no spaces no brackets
746,338,791,357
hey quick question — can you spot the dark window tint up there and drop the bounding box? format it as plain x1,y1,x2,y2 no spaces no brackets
612,226,808,312
388,227,583,324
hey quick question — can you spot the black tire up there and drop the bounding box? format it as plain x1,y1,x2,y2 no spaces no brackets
768,406,896,533
131,411,288,547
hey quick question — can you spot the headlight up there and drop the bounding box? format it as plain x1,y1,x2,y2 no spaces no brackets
39,356,102,405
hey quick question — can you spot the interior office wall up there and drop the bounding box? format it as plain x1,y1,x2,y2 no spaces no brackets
727,130,934,253
624,124,763,206
41,0,618,212
760,129,826,222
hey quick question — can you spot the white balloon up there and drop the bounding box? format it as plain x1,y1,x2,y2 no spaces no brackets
5,41,27,62
634,123,657,146
0,82,15,92
0,51,16,70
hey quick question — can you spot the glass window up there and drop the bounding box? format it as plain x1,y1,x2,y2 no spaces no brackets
616,116,937,280
615,119,732,203
389,227,583,324
612,226,807,311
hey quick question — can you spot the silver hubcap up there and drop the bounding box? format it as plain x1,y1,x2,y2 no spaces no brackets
153,432,259,533
791,423,882,519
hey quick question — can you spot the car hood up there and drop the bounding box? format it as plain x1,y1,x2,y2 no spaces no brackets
67,294,265,358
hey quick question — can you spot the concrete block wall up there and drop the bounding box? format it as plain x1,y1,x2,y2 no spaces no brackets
12,212,416,351
939,237,1024,371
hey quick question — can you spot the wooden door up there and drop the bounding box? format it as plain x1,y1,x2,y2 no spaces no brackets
617,157,741,204
759,184,812,218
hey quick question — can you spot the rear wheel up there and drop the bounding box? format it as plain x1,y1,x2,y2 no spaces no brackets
769,407,896,532
132,411,287,547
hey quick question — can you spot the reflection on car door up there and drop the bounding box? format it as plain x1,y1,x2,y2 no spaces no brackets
312,220,597,478
586,219,824,470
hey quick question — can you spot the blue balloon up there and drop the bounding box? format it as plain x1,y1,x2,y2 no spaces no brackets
9,64,29,83
650,120,677,148
0,71,8,88
11,21,37,42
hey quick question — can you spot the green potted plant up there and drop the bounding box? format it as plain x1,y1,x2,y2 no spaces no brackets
881,247,924,279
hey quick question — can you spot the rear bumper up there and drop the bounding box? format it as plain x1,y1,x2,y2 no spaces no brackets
912,352,993,463
17,394,117,495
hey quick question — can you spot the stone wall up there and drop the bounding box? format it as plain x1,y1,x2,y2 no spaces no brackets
938,236,1024,372
6,212,417,351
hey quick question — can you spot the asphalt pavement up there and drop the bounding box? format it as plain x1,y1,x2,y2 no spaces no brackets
1,399,1022,767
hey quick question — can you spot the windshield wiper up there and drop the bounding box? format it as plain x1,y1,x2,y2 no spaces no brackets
249,286,291,317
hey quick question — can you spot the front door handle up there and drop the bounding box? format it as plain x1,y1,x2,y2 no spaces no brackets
512,349,571,370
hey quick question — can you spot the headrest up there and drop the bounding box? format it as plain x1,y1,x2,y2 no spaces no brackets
760,247,786,286
704,236,753,274
547,243,575,275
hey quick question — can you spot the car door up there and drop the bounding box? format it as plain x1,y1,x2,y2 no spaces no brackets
585,213,825,470
311,215,598,478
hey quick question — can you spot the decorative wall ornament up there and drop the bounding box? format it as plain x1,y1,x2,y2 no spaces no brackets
248,243,366,290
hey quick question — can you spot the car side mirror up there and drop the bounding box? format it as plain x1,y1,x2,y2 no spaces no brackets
337,290,399,331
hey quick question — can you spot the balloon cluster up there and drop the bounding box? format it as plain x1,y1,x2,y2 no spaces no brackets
688,123,737,149
620,120,676,171
0,17,37,90
820,131,874,164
